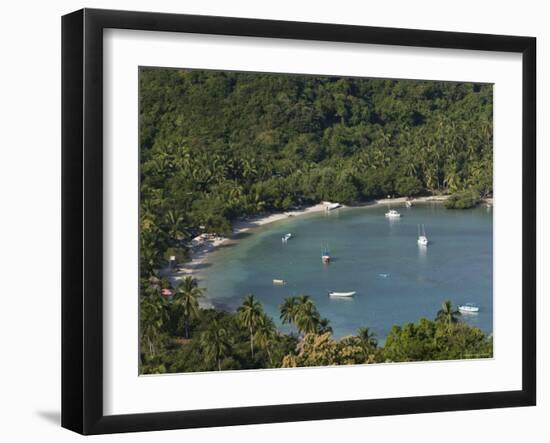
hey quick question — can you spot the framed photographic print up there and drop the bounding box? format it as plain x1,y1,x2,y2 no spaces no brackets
61,8,536,435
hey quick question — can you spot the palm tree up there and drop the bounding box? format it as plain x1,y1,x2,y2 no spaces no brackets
250,192,266,212
200,320,232,371
237,294,264,358
294,295,320,335
255,314,277,365
241,157,258,183
436,300,460,330
443,167,460,192
140,290,167,358
164,209,189,243
178,275,198,293
357,327,378,352
151,155,173,176
317,317,333,334
140,232,162,277
173,276,204,338
280,297,298,328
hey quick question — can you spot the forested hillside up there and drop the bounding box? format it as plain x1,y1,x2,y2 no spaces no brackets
140,68,492,276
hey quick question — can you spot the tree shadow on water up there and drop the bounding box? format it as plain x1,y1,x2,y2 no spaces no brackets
218,242,237,249
191,262,213,270
232,231,253,240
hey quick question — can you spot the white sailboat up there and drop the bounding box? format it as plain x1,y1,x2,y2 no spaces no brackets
417,224,429,246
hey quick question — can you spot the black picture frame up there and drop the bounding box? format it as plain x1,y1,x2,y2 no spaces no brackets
61,8,536,435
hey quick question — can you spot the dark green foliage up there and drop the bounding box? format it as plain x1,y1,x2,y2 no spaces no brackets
138,70,494,374
163,247,188,265
395,175,423,197
444,190,482,209
382,318,492,362
139,69,493,274
139,287,492,374
380,300,492,362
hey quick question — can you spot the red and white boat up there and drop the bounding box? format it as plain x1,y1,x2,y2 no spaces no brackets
321,246,331,263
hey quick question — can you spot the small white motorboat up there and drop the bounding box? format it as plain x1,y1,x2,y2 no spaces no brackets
458,303,480,314
272,279,286,285
378,273,390,278
282,233,292,242
417,224,429,246
418,236,429,246
385,209,401,218
328,291,356,298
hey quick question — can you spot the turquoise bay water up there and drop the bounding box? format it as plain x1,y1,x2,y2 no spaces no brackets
199,203,493,341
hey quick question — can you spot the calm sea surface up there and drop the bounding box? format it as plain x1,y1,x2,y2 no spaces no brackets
199,203,493,341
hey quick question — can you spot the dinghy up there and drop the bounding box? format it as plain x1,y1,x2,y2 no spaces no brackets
385,209,401,218
328,291,356,298
458,303,479,313
282,233,292,242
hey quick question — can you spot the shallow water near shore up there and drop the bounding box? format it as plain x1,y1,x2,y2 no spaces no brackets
199,203,493,341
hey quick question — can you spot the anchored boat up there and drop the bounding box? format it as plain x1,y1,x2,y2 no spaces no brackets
321,245,331,263
417,224,429,246
282,233,292,242
329,291,356,298
385,209,401,218
458,303,480,313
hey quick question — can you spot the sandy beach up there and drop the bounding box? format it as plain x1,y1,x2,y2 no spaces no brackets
166,203,327,305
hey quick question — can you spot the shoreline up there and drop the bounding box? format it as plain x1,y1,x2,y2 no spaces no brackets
166,194,464,307
166,203,327,307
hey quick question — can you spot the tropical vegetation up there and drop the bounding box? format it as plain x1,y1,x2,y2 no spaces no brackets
444,190,482,209
139,282,492,374
139,69,493,280
138,69,493,373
